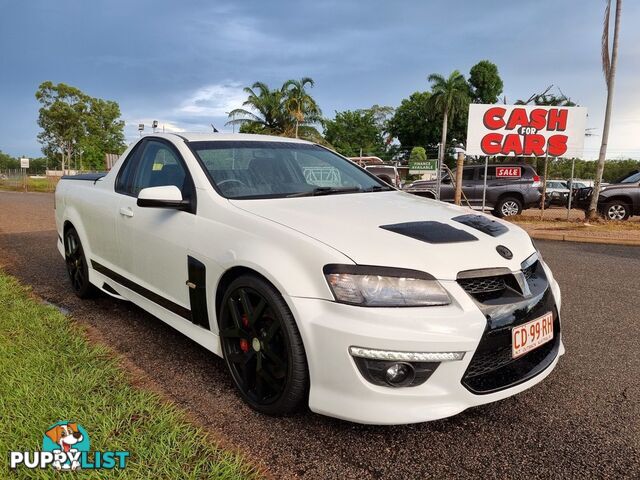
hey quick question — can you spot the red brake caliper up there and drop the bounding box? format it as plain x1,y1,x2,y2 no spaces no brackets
239,314,250,352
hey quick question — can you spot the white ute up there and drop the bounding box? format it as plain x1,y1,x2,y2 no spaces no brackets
55,133,564,424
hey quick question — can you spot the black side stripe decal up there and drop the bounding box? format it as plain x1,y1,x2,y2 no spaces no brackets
187,256,210,329
91,260,191,320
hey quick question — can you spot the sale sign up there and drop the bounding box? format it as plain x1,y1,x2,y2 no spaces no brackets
466,104,587,157
496,166,521,178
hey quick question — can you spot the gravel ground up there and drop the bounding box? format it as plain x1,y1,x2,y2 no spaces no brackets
1,191,639,479
521,206,640,222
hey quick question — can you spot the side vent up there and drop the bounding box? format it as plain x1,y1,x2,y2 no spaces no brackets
187,256,210,329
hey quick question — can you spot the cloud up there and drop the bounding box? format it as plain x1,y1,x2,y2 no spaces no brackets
120,82,250,142
176,82,247,117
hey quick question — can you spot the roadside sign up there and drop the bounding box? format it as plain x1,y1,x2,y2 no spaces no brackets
466,104,587,157
20,157,29,169
409,160,437,174
496,166,521,178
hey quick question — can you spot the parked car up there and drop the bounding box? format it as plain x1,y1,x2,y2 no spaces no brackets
544,180,570,207
364,164,401,188
576,170,640,220
567,179,591,189
55,133,563,425
404,164,542,218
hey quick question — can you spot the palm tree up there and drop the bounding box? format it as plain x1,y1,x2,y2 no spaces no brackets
587,0,623,221
226,82,287,134
516,85,577,106
283,77,322,138
427,70,470,201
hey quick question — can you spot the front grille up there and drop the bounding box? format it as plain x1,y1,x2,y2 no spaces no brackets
462,288,561,394
463,345,512,378
457,260,541,303
457,276,506,295
523,261,538,280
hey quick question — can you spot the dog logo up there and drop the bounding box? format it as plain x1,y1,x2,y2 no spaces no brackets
10,421,128,471
42,422,90,471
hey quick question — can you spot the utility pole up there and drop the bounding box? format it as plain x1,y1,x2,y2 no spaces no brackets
454,151,465,205
436,143,442,200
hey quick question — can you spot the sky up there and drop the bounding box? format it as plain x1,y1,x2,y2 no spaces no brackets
1,0,639,160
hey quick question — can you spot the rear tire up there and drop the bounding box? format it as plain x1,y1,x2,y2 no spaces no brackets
64,227,97,298
604,201,630,221
493,196,523,218
218,275,308,415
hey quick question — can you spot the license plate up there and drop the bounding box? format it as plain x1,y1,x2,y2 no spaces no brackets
512,312,554,358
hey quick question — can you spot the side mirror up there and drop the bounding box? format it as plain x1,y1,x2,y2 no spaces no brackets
137,185,190,210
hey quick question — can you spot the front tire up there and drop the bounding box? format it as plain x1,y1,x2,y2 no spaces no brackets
494,196,523,218
64,227,97,298
218,275,308,415
604,201,630,221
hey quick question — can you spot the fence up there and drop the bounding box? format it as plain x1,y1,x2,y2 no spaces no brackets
0,169,60,193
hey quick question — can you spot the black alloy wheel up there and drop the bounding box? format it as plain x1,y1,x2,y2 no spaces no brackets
219,275,308,415
64,227,96,298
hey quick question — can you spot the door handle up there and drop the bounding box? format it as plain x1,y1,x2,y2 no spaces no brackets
119,207,134,217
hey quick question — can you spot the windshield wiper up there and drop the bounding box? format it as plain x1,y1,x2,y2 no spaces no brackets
361,185,393,192
287,186,363,197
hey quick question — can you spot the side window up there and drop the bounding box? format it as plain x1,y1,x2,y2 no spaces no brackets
479,166,497,181
130,141,187,196
115,143,143,195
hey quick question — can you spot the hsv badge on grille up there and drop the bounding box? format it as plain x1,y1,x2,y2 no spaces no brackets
496,245,513,260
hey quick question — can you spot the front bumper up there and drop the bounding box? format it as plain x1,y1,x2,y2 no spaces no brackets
287,272,563,425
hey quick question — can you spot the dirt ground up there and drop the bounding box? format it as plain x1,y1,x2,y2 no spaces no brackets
513,207,640,243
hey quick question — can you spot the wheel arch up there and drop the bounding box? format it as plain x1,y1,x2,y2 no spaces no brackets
602,194,633,207
60,208,93,262
497,191,524,206
62,219,75,236
215,266,266,321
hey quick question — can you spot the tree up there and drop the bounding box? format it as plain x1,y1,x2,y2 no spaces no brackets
516,85,576,106
36,82,88,174
588,0,623,221
409,147,426,163
35,82,126,172
387,91,436,149
283,77,322,138
469,60,503,104
428,70,470,181
323,109,386,158
0,151,19,170
80,97,126,170
228,82,287,134
228,78,322,141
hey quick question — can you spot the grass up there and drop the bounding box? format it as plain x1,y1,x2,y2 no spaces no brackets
0,176,58,193
511,216,640,231
0,272,260,479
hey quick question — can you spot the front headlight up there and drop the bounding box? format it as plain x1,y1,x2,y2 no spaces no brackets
323,265,450,307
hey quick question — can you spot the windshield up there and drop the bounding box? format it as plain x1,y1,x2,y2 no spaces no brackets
189,141,389,199
620,171,640,184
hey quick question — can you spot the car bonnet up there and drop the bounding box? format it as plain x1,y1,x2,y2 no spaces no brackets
230,191,536,281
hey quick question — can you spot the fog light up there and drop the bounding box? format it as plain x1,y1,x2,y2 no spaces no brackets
352,357,439,388
384,362,415,387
